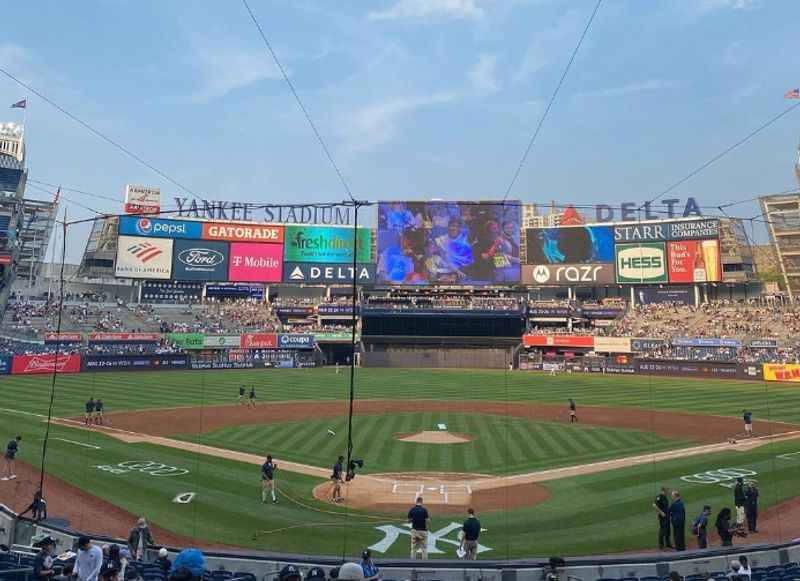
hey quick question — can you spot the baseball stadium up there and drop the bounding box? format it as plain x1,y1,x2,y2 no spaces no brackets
3,3,800,581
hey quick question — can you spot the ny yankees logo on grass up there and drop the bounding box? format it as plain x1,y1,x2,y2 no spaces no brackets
369,522,491,555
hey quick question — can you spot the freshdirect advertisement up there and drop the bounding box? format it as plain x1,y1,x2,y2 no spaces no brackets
228,242,283,282
615,243,668,284
115,235,173,279
283,262,376,284
667,239,721,283
522,264,615,286
118,216,202,239
172,239,229,281
202,222,284,243
284,226,371,264
11,354,81,375
167,333,205,350
762,364,800,382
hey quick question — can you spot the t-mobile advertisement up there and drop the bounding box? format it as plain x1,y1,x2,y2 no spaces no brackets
228,242,283,282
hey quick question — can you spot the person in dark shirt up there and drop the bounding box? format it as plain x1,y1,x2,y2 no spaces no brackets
33,536,56,581
742,410,753,438
653,486,672,550
19,489,47,521
261,454,278,504
460,508,481,560
155,548,172,574
745,482,759,533
238,385,246,405
248,387,256,409
693,505,712,549
2,435,21,480
94,399,104,425
715,507,734,547
568,399,577,423
407,497,430,560
669,490,686,551
331,456,344,503
85,398,96,426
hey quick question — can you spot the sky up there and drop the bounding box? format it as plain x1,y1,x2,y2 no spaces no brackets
1,0,800,262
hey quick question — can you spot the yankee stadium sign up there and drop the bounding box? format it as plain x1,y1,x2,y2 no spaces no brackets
174,198,353,225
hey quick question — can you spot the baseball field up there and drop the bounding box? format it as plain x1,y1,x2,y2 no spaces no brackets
1,367,800,559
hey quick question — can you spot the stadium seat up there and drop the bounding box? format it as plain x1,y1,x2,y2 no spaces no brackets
639,576,660,581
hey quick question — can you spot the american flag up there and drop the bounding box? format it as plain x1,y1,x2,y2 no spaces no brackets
786,88,800,99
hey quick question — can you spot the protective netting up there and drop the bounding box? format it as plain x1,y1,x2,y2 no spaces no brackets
0,201,796,563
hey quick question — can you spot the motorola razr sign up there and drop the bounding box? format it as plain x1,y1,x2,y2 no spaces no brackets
172,239,229,281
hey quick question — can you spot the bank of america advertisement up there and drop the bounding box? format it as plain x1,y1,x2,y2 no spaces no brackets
615,242,667,284
284,226,371,263
115,236,173,279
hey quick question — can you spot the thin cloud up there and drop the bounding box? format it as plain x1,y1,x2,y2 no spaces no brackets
512,9,581,83
340,92,459,152
699,0,756,10
575,79,680,98
190,46,286,102
469,54,501,94
369,0,485,21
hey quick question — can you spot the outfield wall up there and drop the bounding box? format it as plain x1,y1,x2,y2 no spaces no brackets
362,345,513,369
5,506,800,581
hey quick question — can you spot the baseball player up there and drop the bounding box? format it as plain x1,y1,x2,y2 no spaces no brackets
331,455,344,503
742,410,753,438
568,398,577,423
261,455,278,504
248,387,256,409
84,398,95,426
238,385,246,405
94,399,104,425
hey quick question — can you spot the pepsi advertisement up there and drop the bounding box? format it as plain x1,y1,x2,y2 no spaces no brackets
172,239,229,281
119,216,203,239
377,201,521,285
526,226,614,265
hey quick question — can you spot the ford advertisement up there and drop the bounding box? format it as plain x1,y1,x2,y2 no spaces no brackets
172,239,230,281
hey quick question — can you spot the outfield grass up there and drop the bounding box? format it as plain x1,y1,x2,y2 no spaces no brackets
0,368,798,558
190,413,688,475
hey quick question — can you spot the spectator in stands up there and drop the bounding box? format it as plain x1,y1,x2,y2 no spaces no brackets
100,544,122,581
715,507,735,547
75,535,104,581
168,548,206,581
408,496,430,559
360,549,380,580
278,564,302,581
459,508,481,560
155,548,171,574
128,517,155,561
2,435,21,481
669,490,686,551
32,535,57,581
337,562,365,581
305,567,327,581
738,556,752,578
728,559,745,581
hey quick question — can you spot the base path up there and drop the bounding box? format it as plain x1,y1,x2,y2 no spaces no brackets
94,400,799,443
54,401,800,514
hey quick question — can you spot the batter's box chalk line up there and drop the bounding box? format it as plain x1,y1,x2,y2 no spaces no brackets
390,480,473,504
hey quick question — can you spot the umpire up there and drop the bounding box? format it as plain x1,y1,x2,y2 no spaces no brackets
652,486,672,550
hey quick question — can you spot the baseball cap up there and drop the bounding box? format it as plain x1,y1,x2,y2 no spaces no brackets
78,535,91,548
279,565,302,581
159,548,169,558
32,534,55,547
306,567,326,581
337,563,364,581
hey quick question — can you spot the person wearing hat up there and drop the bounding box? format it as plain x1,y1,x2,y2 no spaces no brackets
128,517,155,561
745,481,759,533
692,505,712,549
460,508,481,560
75,535,104,581
155,548,172,574
407,497,430,559
360,550,380,581
336,563,364,581
32,535,56,581
278,564,302,581
305,567,326,581
2,435,21,481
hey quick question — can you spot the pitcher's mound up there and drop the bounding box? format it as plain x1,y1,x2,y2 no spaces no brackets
395,431,474,444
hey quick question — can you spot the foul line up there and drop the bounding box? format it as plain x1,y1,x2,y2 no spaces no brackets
52,437,101,450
